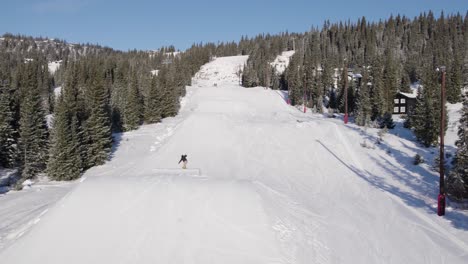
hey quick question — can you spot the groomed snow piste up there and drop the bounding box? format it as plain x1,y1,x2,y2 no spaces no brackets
0,56,467,264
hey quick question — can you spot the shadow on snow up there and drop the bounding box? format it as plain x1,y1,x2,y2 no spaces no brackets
316,138,468,231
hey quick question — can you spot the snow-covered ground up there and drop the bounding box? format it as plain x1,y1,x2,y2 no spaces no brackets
270,50,295,74
447,102,463,147
0,176,75,251
0,55,467,263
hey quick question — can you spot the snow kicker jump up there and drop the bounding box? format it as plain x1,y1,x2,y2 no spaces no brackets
152,168,202,177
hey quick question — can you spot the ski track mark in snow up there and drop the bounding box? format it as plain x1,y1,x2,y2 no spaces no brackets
6,207,49,241
254,180,331,264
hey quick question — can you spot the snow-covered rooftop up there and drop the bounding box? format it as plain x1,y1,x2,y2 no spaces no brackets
399,91,417,98
399,82,421,98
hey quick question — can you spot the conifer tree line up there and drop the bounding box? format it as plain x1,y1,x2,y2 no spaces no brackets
1,10,467,199
448,91,468,200
240,11,468,199
0,33,118,61
243,11,467,137
241,33,300,88
0,35,264,183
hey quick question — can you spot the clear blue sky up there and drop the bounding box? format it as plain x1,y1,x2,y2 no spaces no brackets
1,0,466,51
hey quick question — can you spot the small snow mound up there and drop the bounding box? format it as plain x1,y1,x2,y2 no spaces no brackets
22,179,34,188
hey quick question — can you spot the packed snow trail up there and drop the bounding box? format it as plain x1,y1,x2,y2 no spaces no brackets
1,56,467,263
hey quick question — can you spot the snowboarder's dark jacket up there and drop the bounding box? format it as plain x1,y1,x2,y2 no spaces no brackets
179,155,187,164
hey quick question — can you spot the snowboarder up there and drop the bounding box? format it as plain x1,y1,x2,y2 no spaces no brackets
178,154,188,169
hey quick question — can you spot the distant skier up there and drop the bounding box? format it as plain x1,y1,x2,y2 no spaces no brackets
178,154,188,169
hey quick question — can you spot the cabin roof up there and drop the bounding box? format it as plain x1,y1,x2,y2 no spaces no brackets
398,91,417,99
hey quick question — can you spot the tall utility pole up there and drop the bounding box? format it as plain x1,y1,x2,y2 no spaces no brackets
344,59,348,124
438,66,446,216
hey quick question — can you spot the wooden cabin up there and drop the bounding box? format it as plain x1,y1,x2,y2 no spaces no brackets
393,92,416,114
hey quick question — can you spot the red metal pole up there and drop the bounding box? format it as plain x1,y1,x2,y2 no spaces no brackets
437,68,446,216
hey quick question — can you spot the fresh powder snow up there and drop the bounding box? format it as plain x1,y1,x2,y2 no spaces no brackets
0,56,467,264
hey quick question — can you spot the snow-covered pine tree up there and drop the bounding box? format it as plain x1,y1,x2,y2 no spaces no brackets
270,66,280,90
340,74,355,114
337,67,349,113
400,61,413,93
110,65,128,132
123,70,143,131
379,112,396,129
84,74,112,167
47,67,82,181
285,56,301,105
144,75,162,124
412,84,437,147
411,64,447,147
313,74,323,113
0,83,16,167
370,57,385,121
47,95,80,180
355,68,371,126
241,62,259,87
18,63,49,180
447,92,468,200
159,65,179,118
446,51,462,104
382,47,398,114
321,60,334,108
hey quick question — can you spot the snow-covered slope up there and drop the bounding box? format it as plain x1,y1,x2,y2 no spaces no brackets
447,102,463,146
270,50,295,74
194,55,247,85
1,56,467,264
